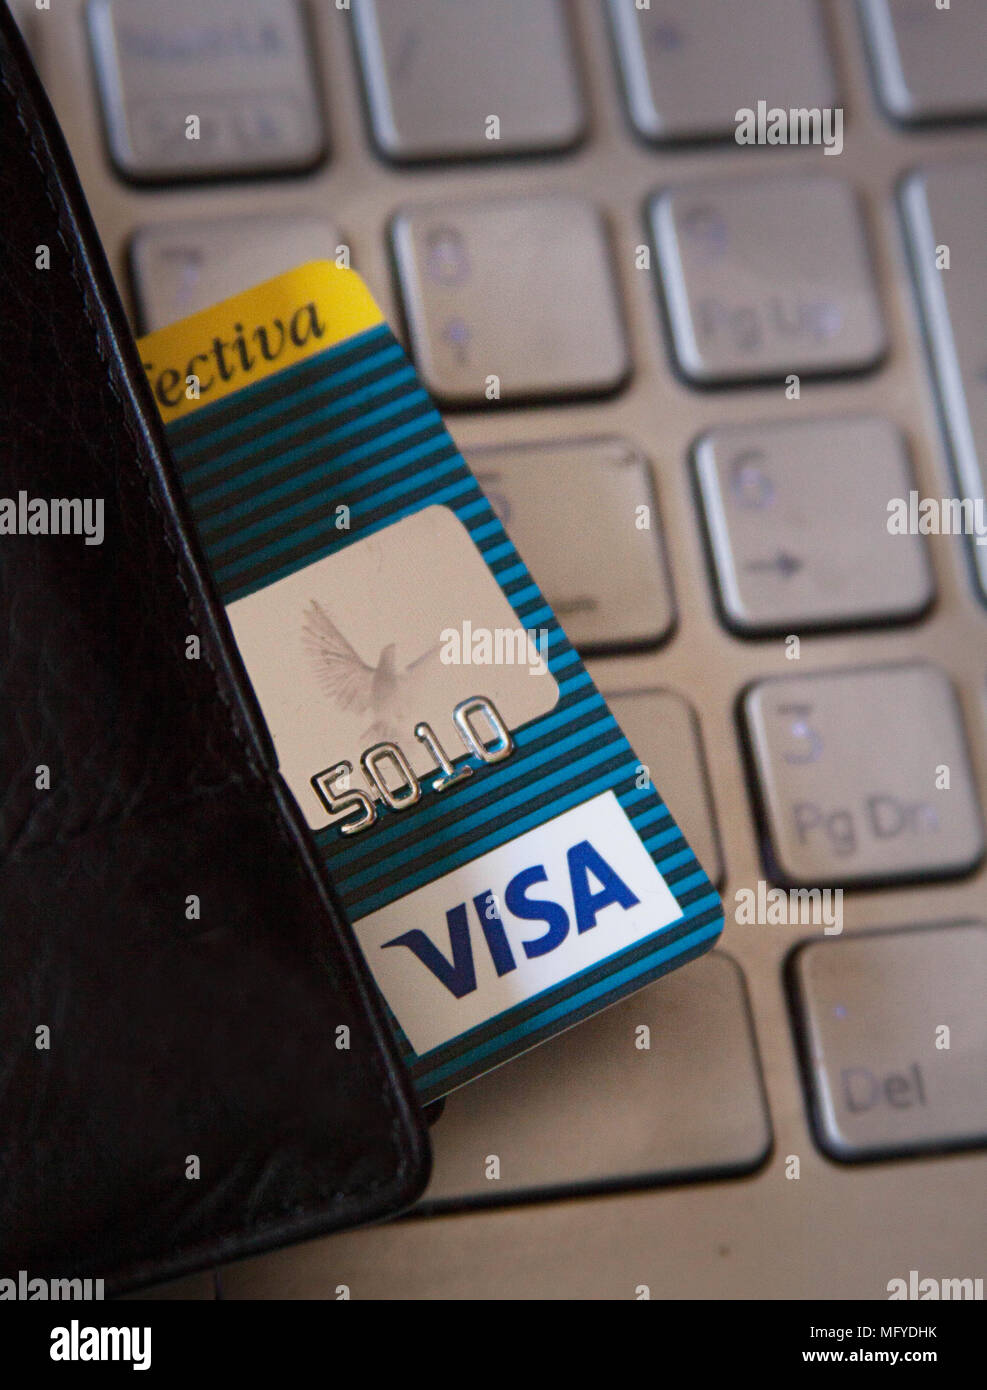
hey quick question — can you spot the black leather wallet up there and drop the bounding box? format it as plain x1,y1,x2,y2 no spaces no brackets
0,3,428,1294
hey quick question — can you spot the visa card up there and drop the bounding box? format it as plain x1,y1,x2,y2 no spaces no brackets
139,262,723,1102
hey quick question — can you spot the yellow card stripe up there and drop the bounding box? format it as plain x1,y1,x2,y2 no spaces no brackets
138,261,385,424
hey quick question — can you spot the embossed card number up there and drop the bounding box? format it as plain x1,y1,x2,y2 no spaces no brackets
224,506,560,834
311,695,514,836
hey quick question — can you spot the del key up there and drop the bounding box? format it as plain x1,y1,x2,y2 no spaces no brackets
790,923,987,1161
743,665,984,887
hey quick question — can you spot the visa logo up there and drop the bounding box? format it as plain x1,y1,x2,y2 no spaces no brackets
382,839,640,998
353,791,686,1055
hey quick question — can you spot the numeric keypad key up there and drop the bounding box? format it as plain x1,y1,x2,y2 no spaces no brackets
470,439,674,653
353,0,584,160
610,0,835,143
695,417,933,632
89,0,324,181
743,666,984,886
651,176,886,384
131,215,341,331
393,197,628,404
861,0,987,123
790,923,987,1160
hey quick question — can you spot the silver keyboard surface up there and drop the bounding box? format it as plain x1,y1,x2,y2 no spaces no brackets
652,174,887,383
353,0,586,161
790,922,987,1160
609,0,837,143
23,0,987,1300
89,0,326,180
393,195,629,403
743,663,984,886
860,0,987,123
422,950,771,1206
902,160,987,602
695,416,934,633
470,439,676,654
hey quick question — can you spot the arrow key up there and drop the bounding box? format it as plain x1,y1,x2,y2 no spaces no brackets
694,417,934,634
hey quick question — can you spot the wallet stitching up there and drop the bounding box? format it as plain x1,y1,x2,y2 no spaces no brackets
0,65,413,1232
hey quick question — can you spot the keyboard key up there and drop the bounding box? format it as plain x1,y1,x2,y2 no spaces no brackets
902,162,987,602
392,197,628,405
469,439,674,653
603,689,723,886
131,214,341,331
423,952,769,1205
609,0,835,143
651,176,887,384
352,0,584,161
860,0,987,123
88,0,324,181
695,417,934,633
743,665,985,887
790,923,987,1160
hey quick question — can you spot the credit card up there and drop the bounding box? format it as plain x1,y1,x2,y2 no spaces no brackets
139,262,723,1101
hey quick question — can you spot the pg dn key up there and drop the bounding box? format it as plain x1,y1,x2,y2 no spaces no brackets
742,664,985,888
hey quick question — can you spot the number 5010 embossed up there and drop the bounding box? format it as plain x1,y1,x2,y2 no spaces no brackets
311,695,514,836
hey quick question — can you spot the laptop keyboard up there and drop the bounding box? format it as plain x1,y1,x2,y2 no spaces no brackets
392,195,629,403
790,922,987,1160
352,0,586,161
422,950,770,1207
694,417,934,632
903,160,987,603
609,0,837,143
31,0,986,1252
652,175,887,383
88,0,326,180
742,664,985,887
860,0,987,123
470,439,676,654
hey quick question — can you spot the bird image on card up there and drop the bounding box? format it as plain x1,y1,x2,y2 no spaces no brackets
227,506,561,830
302,598,441,746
